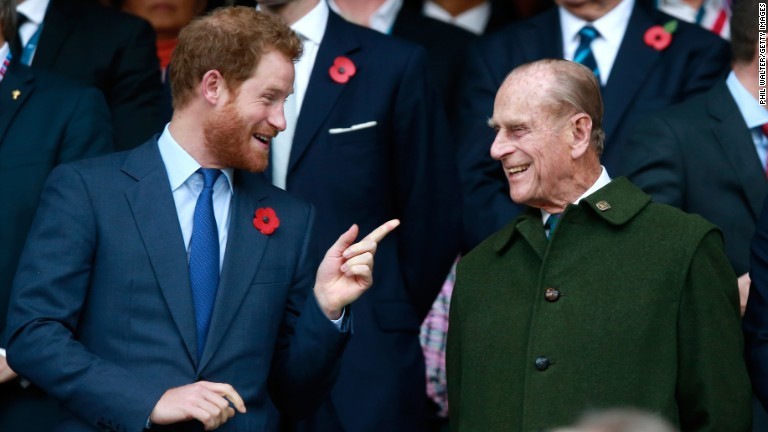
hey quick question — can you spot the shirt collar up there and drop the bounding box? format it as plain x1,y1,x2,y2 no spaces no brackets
17,0,49,24
328,0,402,34
157,124,234,192
559,0,634,50
541,166,612,223
292,0,329,45
0,42,9,63
726,71,768,129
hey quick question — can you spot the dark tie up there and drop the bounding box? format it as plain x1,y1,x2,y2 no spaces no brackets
574,26,600,81
545,214,561,240
189,168,222,359
760,124,768,178
11,13,28,58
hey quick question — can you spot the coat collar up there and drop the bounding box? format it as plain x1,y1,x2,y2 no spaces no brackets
493,177,651,254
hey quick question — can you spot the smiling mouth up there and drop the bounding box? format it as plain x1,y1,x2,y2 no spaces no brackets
508,164,530,175
253,134,270,145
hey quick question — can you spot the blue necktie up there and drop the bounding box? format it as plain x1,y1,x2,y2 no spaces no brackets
545,214,561,240
574,26,600,81
189,168,222,359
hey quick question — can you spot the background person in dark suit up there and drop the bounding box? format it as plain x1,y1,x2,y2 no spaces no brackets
0,1,114,430
257,1,461,431
6,8,396,431
624,0,766,316
448,58,751,432
14,0,164,150
457,0,730,250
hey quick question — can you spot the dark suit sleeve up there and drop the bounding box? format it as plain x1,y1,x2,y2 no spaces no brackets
677,229,752,430
6,165,166,432
745,196,768,411
456,42,523,251
268,205,350,417
59,86,114,163
109,19,164,151
623,114,685,207
391,46,462,319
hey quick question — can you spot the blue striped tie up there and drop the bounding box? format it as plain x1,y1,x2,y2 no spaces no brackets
189,168,222,359
574,26,600,81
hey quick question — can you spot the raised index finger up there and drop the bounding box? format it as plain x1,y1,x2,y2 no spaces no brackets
363,219,400,244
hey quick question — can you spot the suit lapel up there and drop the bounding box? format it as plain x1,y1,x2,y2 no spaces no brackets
709,83,768,218
287,12,361,176
122,142,199,365
601,2,660,142
0,64,34,144
33,0,75,68
199,173,271,371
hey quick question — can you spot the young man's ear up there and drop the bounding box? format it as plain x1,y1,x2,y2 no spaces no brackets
201,70,227,105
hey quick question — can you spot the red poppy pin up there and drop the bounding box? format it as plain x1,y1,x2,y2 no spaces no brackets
644,20,678,51
253,207,280,235
329,56,356,84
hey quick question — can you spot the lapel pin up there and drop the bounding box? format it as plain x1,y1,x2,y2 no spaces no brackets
11,90,20,100
596,201,611,211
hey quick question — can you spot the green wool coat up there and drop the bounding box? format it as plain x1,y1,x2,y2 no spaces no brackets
447,177,752,431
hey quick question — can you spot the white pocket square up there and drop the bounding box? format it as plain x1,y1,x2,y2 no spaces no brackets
328,121,377,134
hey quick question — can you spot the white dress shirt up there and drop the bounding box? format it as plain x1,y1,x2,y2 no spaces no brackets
726,72,768,169
328,0,402,34
559,0,634,86
262,0,328,189
16,0,49,64
423,0,490,35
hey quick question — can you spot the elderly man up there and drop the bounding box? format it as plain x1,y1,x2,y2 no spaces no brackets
446,58,751,431
6,7,397,431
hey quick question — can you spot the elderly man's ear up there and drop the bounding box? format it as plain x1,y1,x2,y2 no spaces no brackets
569,113,593,159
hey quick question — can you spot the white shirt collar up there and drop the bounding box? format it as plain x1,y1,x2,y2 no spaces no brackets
541,166,612,223
157,124,234,192
726,71,768,130
0,42,9,63
328,0,402,34
292,0,329,45
17,0,49,24
423,0,489,35
560,0,634,52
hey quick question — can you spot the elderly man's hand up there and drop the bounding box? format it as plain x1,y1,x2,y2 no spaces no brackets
314,220,400,320
0,354,18,383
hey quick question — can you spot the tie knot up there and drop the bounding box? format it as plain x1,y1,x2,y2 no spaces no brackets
198,168,221,189
760,123,768,138
544,213,561,237
579,26,599,44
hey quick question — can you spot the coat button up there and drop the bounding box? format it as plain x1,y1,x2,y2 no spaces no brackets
535,356,550,371
544,287,560,302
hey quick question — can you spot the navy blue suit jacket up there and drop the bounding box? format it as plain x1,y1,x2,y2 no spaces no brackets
457,1,730,249
624,82,768,276
26,0,164,151
0,62,113,346
744,194,768,411
273,12,460,432
6,140,348,431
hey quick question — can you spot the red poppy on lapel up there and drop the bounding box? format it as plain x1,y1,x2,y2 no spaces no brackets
253,207,280,235
644,20,677,51
329,56,356,84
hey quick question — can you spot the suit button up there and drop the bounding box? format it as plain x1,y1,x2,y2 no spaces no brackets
535,356,550,371
544,287,560,302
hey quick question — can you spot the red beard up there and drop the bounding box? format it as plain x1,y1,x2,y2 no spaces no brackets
203,102,272,173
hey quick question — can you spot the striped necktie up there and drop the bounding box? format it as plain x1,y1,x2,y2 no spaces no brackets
545,214,561,240
574,26,600,81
